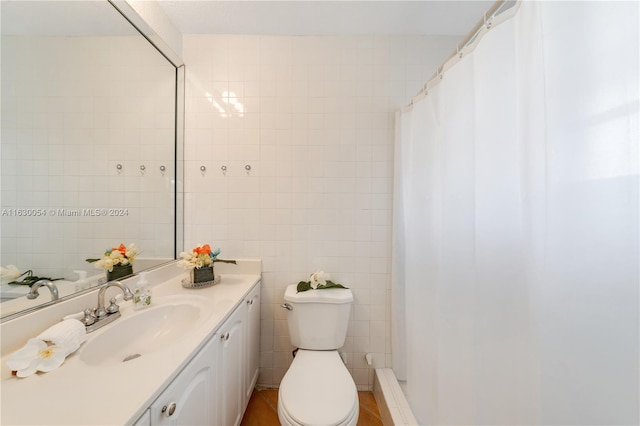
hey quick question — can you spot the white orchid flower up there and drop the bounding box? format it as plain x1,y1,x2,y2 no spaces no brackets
0,265,21,279
95,257,115,272
177,252,196,270
309,270,328,289
7,338,67,378
126,243,138,261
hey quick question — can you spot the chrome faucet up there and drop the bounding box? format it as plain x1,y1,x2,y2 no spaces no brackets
83,280,133,333
27,279,59,301
96,280,133,318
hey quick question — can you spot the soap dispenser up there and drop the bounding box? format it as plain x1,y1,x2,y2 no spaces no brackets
73,270,89,292
133,271,152,310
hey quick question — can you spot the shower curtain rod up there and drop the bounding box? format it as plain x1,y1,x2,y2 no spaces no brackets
409,0,517,106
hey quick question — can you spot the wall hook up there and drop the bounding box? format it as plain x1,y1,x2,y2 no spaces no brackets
244,164,252,173
116,164,123,174
200,165,207,176
221,165,227,175
160,165,166,176
140,165,146,175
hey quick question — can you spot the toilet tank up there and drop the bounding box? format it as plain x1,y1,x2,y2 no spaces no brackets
283,284,353,350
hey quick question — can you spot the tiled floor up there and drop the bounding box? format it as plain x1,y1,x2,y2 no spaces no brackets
240,388,384,426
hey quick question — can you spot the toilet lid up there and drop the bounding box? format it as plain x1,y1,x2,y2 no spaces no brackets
280,350,358,426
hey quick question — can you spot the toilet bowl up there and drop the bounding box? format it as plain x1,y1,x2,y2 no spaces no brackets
278,350,359,426
278,284,358,426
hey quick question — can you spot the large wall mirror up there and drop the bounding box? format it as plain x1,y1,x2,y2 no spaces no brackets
0,1,184,319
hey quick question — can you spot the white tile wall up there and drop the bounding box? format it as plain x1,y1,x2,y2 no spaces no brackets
183,34,459,390
1,36,175,279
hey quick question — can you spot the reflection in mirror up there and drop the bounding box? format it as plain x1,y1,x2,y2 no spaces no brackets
0,1,180,319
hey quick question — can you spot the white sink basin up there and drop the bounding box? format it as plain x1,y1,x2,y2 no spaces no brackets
80,296,208,366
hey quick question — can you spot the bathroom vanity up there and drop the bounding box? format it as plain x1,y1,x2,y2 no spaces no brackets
0,260,261,425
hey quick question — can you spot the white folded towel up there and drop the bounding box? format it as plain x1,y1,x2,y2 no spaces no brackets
36,318,87,357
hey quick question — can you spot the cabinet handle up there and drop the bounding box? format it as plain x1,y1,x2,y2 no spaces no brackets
220,332,230,341
162,402,177,417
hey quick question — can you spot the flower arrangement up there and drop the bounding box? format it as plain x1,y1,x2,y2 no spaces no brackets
297,270,348,292
177,244,236,270
86,243,138,272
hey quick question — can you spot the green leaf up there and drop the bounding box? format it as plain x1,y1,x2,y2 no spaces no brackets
85,258,99,263
297,281,312,292
8,275,63,286
317,280,348,290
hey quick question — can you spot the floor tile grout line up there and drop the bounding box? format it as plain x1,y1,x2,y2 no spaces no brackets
359,404,383,421
258,390,279,413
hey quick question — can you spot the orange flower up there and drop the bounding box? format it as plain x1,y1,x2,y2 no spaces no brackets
113,244,127,255
194,244,211,255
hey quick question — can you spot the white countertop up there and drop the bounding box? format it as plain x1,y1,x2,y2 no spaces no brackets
0,260,261,425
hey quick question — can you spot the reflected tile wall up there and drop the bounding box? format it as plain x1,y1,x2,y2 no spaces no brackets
183,34,458,390
1,36,175,279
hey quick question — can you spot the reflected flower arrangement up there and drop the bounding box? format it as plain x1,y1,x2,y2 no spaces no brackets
86,243,138,272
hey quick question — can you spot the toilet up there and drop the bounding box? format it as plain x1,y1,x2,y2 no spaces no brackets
278,284,359,426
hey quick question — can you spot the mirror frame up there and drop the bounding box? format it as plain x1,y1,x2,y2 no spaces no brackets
109,0,185,269
0,0,184,322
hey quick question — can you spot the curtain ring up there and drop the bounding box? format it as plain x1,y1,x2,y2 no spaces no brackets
484,11,493,29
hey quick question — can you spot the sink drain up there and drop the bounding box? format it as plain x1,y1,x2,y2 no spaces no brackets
123,353,141,362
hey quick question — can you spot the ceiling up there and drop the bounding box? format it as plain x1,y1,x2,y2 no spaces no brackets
156,1,495,36
0,1,138,36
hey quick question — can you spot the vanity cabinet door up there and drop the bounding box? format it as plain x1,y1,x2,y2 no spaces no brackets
149,337,217,426
133,409,150,426
244,282,261,403
217,301,246,426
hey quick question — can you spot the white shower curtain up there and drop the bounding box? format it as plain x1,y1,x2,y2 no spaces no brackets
392,1,639,425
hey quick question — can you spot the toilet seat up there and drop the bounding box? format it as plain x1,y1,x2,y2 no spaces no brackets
278,350,359,426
